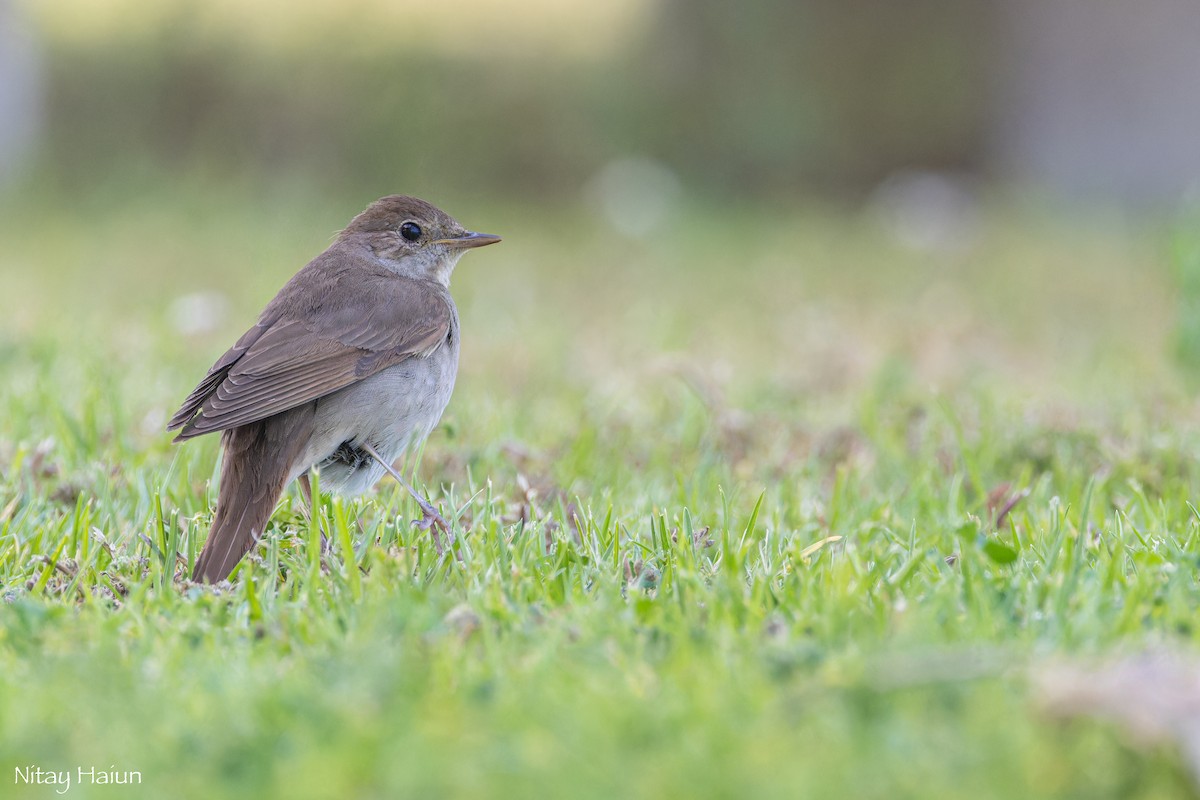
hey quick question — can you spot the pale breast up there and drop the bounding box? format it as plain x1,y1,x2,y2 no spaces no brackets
292,321,460,494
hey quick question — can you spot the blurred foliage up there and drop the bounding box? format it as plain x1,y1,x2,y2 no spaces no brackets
1171,218,1200,382
629,0,991,194
20,0,991,200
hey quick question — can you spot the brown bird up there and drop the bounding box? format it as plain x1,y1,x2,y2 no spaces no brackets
168,196,500,582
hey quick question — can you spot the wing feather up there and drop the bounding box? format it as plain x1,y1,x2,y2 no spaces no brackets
168,252,452,441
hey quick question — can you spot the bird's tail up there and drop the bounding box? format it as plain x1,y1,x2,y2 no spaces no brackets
192,408,314,583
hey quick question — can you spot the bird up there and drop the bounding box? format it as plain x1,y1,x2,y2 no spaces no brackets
168,195,500,583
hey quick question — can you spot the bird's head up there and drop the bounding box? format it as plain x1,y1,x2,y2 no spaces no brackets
340,195,501,284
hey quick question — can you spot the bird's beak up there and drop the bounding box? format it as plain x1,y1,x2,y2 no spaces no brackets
436,232,502,249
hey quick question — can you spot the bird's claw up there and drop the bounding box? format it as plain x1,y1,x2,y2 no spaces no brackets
411,504,451,555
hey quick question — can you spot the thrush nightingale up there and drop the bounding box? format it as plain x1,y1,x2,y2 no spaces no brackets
169,196,500,583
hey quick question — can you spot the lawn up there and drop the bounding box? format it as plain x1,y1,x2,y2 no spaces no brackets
2,182,1199,798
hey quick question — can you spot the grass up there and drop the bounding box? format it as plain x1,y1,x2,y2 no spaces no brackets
2,182,1199,798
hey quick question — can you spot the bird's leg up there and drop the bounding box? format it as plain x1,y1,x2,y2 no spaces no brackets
298,471,313,510
298,471,334,553
360,442,450,555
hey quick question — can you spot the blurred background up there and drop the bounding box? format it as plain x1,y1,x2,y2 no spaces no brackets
9,5,1200,795
3,0,1200,427
5,0,1200,207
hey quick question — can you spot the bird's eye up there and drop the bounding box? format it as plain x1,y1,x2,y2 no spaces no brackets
400,222,422,241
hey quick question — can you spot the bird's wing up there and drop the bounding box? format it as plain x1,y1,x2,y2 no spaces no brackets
167,259,452,441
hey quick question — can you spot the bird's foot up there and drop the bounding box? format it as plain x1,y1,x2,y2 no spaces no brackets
356,441,455,557
410,498,451,556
